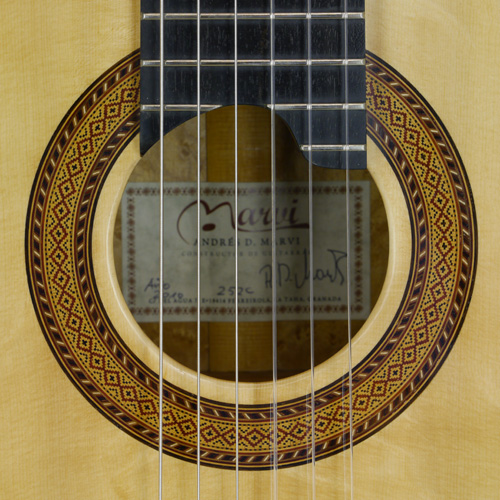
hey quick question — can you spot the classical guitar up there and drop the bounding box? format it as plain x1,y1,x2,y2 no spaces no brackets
2,0,500,498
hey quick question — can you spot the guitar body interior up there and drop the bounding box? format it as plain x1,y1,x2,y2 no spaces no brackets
1,0,499,498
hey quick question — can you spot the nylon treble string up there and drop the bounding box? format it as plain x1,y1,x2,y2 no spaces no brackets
196,0,202,499
269,0,278,497
343,0,355,498
158,0,165,500
306,0,316,498
158,0,165,498
234,1,240,499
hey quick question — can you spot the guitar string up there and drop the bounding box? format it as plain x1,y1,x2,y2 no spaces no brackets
343,1,354,498
234,1,240,499
269,0,278,498
196,0,202,499
158,4,355,499
306,1,316,499
158,0,165,498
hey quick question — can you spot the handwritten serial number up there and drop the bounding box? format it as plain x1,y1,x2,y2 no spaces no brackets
216,286,254,297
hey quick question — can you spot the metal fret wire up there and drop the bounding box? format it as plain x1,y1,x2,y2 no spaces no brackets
142,12,364,20
158,0,165,498
234,1,240,499
196,0,202,499
142,103,365,112
343,1,354,498
269,0,278,498
306,0,316,498
141,58,365,67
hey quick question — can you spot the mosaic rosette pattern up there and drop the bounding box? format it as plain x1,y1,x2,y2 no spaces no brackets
26,51,476,469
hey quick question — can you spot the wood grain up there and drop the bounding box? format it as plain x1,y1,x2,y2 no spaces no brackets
1,0,499,498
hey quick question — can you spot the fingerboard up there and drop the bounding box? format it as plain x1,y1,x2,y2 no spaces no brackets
140,0,366,169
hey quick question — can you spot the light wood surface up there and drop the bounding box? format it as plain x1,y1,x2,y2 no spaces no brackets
1,0,500,498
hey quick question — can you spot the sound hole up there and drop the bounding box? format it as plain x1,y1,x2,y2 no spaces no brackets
113,106,388,381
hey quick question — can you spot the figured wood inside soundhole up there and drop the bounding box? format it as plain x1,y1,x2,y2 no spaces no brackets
114,106,388,381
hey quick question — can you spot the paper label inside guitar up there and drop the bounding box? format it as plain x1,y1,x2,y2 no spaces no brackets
121,181,371,322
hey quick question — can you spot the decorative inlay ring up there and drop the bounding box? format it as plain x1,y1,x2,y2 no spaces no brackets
26,50,477,469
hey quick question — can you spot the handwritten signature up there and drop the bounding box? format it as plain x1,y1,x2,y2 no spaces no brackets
259,248,347,289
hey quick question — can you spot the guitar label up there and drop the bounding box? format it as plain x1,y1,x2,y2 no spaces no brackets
121,182,370,322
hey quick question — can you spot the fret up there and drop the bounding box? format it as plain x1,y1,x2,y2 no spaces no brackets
142,12,365,21
302,150,366,170
141,103,364,112
301,144,366,152
139,0,366,169
272,103,365,111
142,103,364,112
142,104,222,112
142,58,365,67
